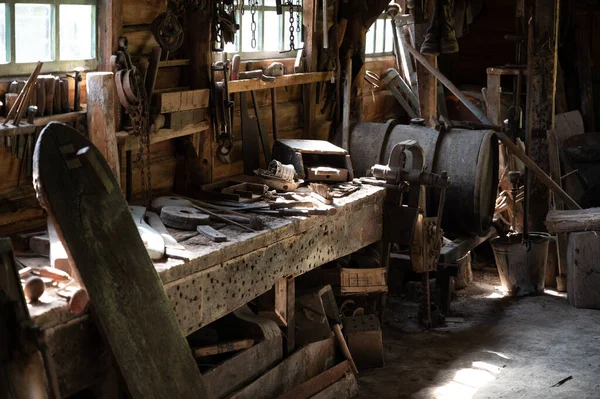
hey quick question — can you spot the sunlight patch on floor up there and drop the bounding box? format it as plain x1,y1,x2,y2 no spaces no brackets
544,289,567,298
433,361,503,399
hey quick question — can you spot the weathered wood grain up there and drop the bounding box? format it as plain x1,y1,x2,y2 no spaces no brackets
228,337,336,399
26,186,384,394
32,122,207,398
545,208,600,233
567,231,600,309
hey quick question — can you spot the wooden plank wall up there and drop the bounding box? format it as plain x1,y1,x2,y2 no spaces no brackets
356,56,406,123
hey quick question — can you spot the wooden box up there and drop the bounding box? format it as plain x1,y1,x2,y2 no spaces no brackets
339,267,388,295
342,315,384,370
567,231,600,309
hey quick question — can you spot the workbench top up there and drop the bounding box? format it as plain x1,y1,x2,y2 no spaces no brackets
21,185,384,396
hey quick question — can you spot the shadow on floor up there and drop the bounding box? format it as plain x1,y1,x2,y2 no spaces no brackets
358,270,600,399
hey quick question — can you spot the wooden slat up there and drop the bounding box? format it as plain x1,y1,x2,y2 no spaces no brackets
276,361,351,399
192,339,254,357
157,89,210,113
228,72,334,94
116,121,210,151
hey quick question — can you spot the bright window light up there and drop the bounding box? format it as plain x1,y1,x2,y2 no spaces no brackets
60,4,95,60
0,4,7,64
15,3,53,63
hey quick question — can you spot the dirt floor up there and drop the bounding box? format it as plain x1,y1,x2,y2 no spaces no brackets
358,270,600,399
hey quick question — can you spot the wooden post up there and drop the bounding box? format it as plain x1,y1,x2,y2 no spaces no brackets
285,276,295,355
574,11,595,132
302,0,317,139
411,3,437,126
183,9,213,182
86,72,120,184
97,0,122,72
525,0,560,232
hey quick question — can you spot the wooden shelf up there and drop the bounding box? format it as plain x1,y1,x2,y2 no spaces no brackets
228,71,334,94
116,121,210,151
0,110,87,138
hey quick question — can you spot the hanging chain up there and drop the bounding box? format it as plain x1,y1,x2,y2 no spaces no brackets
295,0,300,33
130,98,152,207
250,0,258,49
288,1,295,50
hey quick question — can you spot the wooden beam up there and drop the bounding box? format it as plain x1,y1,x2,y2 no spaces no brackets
86,72,120,184
525,0,560,231
411,1,437,126
228,72,333,94
285,275,295,355
546,208,600,233
116,121,210,151
302,0,318,139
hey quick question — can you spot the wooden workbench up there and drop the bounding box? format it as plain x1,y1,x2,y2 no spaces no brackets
22,185,384,396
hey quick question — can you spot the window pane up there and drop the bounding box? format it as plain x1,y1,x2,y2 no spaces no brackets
365,26,375,54
375,18,385,53
60,5,94,60
384,17,393,52
0,4,6,64
263,0,276,5
263,11,280,51
15,4,53,63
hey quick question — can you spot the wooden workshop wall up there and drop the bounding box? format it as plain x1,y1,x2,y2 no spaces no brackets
356,56,408,123
0,76,88,236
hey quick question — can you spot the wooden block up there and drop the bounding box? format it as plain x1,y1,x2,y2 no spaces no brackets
196,225,227,242
339,268,388,295
342,315,384,370
48,218,71,275
567,231,600,309
29,234,49,256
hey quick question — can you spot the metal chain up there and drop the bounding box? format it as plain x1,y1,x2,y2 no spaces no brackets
288,1,295,50
296,0,300,33
250,0,258,49
131,98,152,208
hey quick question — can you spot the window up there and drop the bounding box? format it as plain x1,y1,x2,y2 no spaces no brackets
0,0,96,76
223,0,302,59
365,12,394,56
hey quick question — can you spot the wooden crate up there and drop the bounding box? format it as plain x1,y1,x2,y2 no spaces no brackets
339,268,388,295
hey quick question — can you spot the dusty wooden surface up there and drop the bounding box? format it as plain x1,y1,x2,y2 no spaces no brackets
33,122,207,398
22,184,384,395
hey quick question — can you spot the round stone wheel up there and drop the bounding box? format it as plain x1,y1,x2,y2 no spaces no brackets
160,206,210,230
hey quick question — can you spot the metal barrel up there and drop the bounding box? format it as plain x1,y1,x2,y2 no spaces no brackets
348,121,498,237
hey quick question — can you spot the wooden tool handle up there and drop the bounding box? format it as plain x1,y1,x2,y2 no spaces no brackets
332,324,359,374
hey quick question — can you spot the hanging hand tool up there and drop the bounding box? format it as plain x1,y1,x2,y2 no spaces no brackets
211,61,235,164
66,67,85,111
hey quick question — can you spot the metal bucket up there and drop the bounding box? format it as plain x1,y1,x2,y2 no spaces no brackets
490,233,551,296
348,121,498,237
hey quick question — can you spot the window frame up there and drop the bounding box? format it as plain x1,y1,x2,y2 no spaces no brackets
221,1,301,61
0,0,97,77
365,12,394,58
